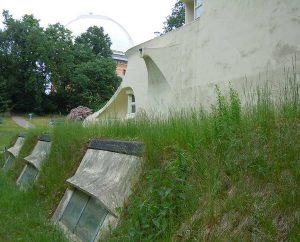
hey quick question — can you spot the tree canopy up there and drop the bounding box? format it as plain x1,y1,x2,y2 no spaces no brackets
163,0,185,33
0,10,120,114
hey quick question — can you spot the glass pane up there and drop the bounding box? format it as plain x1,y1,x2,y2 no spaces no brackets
2,155,13,170
195,6,201,19
195,0,201,7
19,164,38,189
75,197,108,242
61,190,89,232
131,104,136,113
131,94,135,103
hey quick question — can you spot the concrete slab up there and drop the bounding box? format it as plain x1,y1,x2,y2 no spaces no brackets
53,139,144,241
2,134,26,170
7,136,25,157
88,139,144,156
66,149,141,216
16,135,51,189
24,135,51,170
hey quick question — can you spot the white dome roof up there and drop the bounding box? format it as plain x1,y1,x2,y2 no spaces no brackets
66,14,134,52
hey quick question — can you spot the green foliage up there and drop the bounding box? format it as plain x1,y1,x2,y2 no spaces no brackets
69,25,119,110
212,85,241,139
163,0,185,33
75,26,112,58
0,77,11,112
108,81,300,241
0,11,119,113
111,151,191,241
71,58,120,110
0,174,67,242
44,23,74,112
0,11,49,113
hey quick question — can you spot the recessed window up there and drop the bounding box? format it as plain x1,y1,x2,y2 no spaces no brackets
128,94,136,114
17,164,39,189
3,136,25,170
131,104,136,113
60,189,108,242
2,154,13,170
194,0,202,19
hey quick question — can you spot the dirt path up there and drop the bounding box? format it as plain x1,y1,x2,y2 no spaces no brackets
11,115,35,129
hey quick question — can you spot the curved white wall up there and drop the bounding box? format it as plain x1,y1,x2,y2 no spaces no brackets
86,0,300,122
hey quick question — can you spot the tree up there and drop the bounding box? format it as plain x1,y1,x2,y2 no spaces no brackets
44,23,75,112
163,0,185,33
70,58,120,110
69,26,120,111
0,11,50,113
75,26,112,58
0,11,120,113
0,28,12,112
0,78,11,112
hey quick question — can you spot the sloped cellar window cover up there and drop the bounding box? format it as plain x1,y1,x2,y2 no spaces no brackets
2,134,25,170
52,139,144,241
60,189,108,242
17,134,51,189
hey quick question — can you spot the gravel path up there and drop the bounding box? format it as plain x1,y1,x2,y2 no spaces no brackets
11,115,35,129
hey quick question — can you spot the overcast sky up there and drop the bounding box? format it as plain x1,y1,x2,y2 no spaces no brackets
0,0,177,47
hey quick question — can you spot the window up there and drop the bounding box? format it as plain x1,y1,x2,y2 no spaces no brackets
194,0,202,19
128,94,136,114
2,154,13,170
60,189,108,242
18,164,39,189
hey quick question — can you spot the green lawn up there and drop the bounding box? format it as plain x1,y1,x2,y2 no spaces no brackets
21,114,66,128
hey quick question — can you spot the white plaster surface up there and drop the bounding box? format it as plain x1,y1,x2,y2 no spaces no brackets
66,149,141,216
24,141,51,170
85,0,300,122
7,137,25,158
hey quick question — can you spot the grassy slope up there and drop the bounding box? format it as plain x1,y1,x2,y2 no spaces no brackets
0,119,66,241
0,81,299,241
109,86,300,241
0,115,24,174
0,115,23,153
0,175,67,242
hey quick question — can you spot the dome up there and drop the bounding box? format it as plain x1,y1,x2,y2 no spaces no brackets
66,14,134,53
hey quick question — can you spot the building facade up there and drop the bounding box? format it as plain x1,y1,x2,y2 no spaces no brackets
112,50,128,77
85,0,300,122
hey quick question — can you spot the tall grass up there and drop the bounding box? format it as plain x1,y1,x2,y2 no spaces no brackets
0,75,299,241
0,174,67,242
0,115,23,161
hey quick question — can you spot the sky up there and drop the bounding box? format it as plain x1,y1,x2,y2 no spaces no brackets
0,0,177,50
